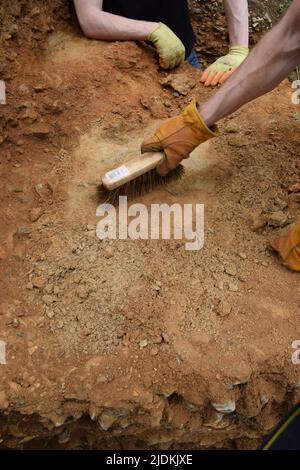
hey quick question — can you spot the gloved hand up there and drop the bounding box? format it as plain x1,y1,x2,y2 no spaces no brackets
148,23,185,70
141,99,218,175
271,218,300,271
201,45,249,87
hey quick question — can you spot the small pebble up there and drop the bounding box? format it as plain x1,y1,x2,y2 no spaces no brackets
228,283,239,292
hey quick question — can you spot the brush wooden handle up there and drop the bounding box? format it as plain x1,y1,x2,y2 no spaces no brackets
102,152,165,190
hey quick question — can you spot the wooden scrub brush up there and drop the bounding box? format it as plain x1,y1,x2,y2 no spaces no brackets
98,152,184,205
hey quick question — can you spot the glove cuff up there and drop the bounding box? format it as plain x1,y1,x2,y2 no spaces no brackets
229,45,249,58
183,99,218,139
148,22,164,42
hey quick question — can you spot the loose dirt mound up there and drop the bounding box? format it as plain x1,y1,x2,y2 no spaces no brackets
0,0,299,450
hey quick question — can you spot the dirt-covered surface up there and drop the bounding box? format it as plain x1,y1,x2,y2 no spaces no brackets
0,0,300,450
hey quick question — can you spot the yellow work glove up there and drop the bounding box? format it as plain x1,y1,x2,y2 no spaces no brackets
141,99,218,175
201,45,249,86
271,218,300,272
148,23,185,70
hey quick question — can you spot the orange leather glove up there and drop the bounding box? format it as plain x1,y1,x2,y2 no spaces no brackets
271,217,300,271
141,99,217,175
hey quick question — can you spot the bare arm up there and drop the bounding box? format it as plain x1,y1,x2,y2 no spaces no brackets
224,0,249,46
141,0,300,175
200,0,300,126
73,0,158,40
201,0,249,86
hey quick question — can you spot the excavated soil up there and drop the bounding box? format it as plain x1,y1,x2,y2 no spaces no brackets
0,0,299,450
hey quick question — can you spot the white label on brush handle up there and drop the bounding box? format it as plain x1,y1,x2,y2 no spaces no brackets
105,165,130,182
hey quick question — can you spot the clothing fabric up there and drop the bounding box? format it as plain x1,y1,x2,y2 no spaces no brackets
261,403,300,450
187,48,201,69
103,0,196,57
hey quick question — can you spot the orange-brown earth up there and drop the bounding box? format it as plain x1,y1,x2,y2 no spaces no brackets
0,0,299,450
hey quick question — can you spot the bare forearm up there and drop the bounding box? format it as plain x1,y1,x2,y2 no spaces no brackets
200,0,300,127
224,0,249,46
74,0,157,40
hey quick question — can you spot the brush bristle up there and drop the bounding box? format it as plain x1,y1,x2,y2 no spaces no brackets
98,165,185,205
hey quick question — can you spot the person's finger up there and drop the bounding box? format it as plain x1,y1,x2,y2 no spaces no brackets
174,48,185,67
204,70,218,87
219,69,235,84
178,50,185,66
173,52,182,68
210,71,225,86
200,67,213,83
271,235,288,254
156,159,171,176
159,57,171,69
159,51,174,69
157,151,182,176
166,52,179,70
